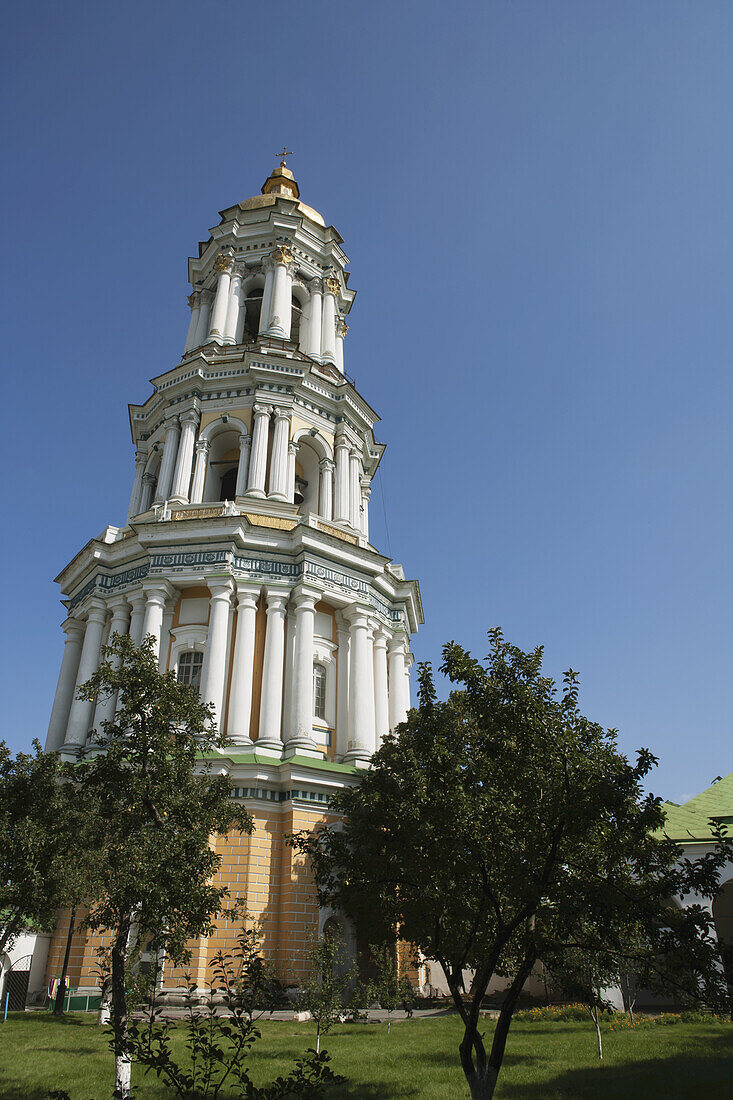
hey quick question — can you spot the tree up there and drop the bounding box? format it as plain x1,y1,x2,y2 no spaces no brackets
0,740,84,959
291,630,732,1100
366,941,415,1034
297,927,354,1053
72,633,253,1100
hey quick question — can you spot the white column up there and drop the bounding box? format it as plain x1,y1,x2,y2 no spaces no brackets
258,264,275,334
226,584,259,744
246,403,271,497
287,441,299,503
267,247,293,338
200,579,233,732
344,605,372,765
234,281,247,344
169,410,199,503
319,458,334,520
223,269,243,344
128,591,147,645
373,625,389,747
45,618,86,752
405,651,413,713
207,254,234,343
141,582,174,658
184,292,201,353
361,484,371,540
321,277,339,364
267,408,291,500
127,449,147,522
335,321,347,374
193,290,212,348
288,587,319,753
304,280,322,358
154,418,181,503
92,597,130,732
365,620,376,755
335,615,350,761
388,633,409,731
190,438,210,504
349,449,362,529
257,588,288,752
234,433,251,498
334,436,350,523
139,471,156,514
63,600,108,749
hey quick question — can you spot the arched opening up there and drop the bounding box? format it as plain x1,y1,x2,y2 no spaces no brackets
242,287,263,343
713,878,733,999
294,439,320,515
291,288,307,348
203,427,243,503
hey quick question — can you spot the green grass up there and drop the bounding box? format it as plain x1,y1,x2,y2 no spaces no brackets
0,1011,731,1098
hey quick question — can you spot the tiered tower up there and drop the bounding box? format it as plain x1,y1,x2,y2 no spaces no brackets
42,160,422,987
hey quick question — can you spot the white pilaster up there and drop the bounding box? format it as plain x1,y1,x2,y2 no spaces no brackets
207,254,234,343
127,449,148,522
361,483,371,540
45,618,86,752
169,410,199,503
288,586,320,754
344,605,372,765
223,269,243,345
234,433,251,498
184,292,201,353
334,435,350,523
267,408,291,501
128,591,147,646
258,263,275,335
200,578,233,732
321,276,339,364
154,418,181,503
335,320,347,374
63,600,108,749
190,438,210,504
92,596,130,733
139,471,156,514
335,615,350,761
405,651,414,713
257,588,288,752
226,584,260,744
304,280,322,358
388,633,409,731
287,440,299,503
141,581,174,658
319,458,334,520
373,625,390,747
349,449,362,529
193,290,212,348
267,247,293,338
246,403,271,498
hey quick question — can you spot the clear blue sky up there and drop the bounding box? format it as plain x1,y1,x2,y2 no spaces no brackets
2,1,731,803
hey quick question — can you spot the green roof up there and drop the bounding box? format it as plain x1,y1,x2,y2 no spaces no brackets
660,771,733,843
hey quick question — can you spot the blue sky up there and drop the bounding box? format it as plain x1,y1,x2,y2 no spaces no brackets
2,1,731,803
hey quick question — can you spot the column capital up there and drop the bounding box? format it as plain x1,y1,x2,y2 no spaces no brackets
335,433,350,451
272,245,293,265
214,251,234,274
372,623,389,649
272,406,292,423
264,587,289,612
239,433,251,449
85,598,108,624
207,576,234,599
195,437,210,456
106,593,130,615
187,292,197,309
61,616,86,640
142,579,176,604
288,439,299,457
291,584,321,611
343,603,371,628
128,590,148,612
180,408,200,427
163,414,181,430
319,457,335,472
309,277,323,295
134,448,148,468
387,630,409,654
235,582,260,610
252,402,272,417
325,276,340,296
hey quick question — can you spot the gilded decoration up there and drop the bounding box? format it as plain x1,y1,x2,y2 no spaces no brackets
272,246,293,265
214,253,233,274
244,513,298,531
171,507,224,521
317,520,359,545
325,277,340,295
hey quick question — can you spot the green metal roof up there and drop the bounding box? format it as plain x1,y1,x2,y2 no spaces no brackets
660,771,733,843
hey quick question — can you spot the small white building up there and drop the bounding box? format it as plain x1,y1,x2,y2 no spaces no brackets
0,931,51,1010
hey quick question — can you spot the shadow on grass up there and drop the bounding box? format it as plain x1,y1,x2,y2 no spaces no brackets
499,1030,733,1100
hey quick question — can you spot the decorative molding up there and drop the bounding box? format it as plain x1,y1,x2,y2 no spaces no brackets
171,506,224,521
316,520,358,545
243,513,298,531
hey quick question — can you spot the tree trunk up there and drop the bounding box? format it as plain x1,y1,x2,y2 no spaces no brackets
316,1021,320,1054
465,1066,499,1100
53,908,77,1016
592,1003,603,1060
111,917,132,1099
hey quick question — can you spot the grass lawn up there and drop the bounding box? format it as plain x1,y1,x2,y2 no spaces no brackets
0,1011,731,1099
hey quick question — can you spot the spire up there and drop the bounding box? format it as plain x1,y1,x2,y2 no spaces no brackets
261,148,300,200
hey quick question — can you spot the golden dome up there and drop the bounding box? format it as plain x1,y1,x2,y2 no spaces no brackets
237,162,326,228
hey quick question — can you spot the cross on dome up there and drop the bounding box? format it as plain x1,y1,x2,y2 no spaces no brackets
276,146,294,167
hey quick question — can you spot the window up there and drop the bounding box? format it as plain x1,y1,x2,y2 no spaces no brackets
177,650,203,690
313,663,327,720
219,466,237,501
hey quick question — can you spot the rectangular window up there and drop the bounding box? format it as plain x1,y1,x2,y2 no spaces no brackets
177,650,203,691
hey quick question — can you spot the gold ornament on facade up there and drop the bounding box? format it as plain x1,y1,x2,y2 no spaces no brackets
187,293,196,309
272,246,293,265
244,513,298,531
325,277,340,295
214,253,232,274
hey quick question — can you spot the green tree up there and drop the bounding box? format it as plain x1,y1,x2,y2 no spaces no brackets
72,633,253,1100
297,927,354,1053
366,941,415,1034
0,740,83,958
291,630,732,1100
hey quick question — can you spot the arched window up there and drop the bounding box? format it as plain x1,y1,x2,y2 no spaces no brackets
219,466,237,501
242,288,263,342
177,650,203,691
313,663,327,720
